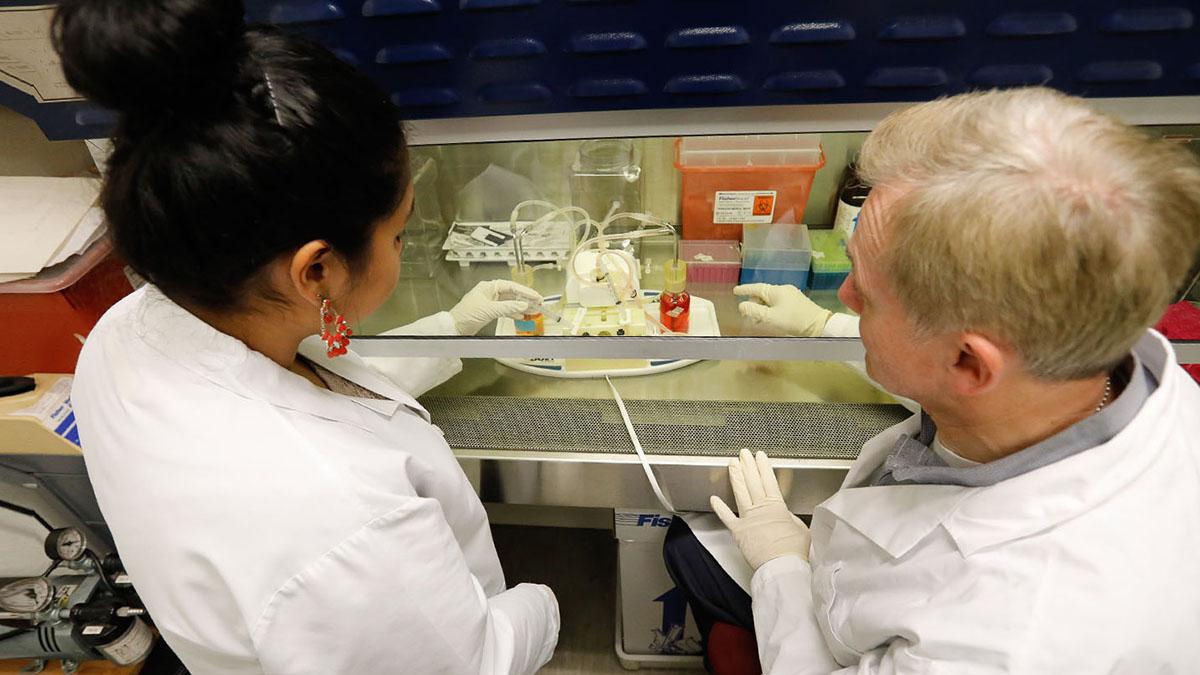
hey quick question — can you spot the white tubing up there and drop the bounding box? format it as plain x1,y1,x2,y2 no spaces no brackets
509,200,600,272
606,376,676,513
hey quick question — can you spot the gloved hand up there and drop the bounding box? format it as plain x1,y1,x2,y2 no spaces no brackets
734,283,833,337
449,280,543,336
711,449,812,570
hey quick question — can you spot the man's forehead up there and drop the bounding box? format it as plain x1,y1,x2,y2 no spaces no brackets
850,193,887,260
852,181,910,256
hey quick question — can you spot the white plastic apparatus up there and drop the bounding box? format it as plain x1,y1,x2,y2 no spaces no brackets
564,247,641,308
494,202,724,378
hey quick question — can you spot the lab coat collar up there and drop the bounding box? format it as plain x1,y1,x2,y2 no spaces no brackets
818,483,973,559
818,414,971,559
296,337,431,423
819,330,1183,560
841,414,923,489
134,286,429,429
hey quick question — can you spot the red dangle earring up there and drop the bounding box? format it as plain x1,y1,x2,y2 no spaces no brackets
319,297,352,358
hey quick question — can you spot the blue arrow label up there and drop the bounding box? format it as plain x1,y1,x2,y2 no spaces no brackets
654,586,687,635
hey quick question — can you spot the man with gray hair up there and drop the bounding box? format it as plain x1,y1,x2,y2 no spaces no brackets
668,88,1200,673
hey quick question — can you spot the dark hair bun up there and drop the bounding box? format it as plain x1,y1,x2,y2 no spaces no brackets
53,0,246,117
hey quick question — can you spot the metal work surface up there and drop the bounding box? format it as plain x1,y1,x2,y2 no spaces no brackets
425,395,909,459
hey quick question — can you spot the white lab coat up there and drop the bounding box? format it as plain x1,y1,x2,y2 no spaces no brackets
752,330,1200,674
71,286,559,675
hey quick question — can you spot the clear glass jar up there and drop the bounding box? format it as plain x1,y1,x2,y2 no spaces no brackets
571,139,644,254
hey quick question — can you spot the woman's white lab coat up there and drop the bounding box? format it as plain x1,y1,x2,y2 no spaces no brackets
71,286,559,675
752,330,1200,674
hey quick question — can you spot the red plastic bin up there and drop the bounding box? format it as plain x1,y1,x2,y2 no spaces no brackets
675,135,825,241
0,236,134,375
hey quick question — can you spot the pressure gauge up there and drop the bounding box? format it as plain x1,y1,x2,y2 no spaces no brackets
45,527,88,562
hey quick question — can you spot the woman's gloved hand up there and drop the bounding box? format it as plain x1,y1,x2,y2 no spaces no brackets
711,449,812,570
734,283,833,337
449,280,543,336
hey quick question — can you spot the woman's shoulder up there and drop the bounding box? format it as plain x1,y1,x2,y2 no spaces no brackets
75,284,255,406
80,285,150,352
77,284,194,375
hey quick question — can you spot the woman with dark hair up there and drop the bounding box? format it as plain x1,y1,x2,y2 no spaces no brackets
57,1,559,672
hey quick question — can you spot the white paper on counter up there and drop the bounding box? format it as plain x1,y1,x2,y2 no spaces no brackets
0,177,101,275
680,511,754,593
45,206,106,267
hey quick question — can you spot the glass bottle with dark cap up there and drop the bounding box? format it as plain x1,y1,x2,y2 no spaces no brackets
834,161,870,239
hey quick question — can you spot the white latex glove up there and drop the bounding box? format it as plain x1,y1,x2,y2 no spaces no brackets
734,283,833,337
710,449,812,570
449,280,543,336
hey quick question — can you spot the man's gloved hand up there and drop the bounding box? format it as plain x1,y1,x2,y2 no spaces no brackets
711,449,812,570
734,283,833,337
449,280,543,336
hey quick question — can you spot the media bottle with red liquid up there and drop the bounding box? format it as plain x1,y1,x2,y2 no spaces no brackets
659,260,690,334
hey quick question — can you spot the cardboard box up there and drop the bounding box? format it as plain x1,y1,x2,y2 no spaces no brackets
614,508,704,661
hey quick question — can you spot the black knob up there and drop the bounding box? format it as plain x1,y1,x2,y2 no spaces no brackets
0,377,36,398
101,554,125,576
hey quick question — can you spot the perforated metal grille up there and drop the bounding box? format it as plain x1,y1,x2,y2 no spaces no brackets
422,396,910,459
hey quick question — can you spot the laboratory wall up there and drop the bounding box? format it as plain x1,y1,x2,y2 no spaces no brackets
0,105,93,177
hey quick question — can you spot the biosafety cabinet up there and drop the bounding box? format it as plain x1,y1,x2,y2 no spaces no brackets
351,124,1200,518
3,2,1200,518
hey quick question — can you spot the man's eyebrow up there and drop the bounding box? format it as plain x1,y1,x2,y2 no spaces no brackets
844,239,868,297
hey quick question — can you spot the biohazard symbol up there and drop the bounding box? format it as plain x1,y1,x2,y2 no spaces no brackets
753,194,775,216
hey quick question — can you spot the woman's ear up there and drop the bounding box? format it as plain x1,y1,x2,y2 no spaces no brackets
288,240,348,307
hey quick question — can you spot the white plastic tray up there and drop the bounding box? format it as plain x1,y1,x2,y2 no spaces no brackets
494,291,720,378
443,221,571,267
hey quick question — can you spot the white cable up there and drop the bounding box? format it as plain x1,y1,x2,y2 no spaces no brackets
605,376,676,513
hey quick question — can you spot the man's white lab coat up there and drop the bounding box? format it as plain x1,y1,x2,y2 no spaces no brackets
753,330,1200,674
71,286,559,675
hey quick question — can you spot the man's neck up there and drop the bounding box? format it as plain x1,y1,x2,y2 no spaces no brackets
927,372,1112,464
